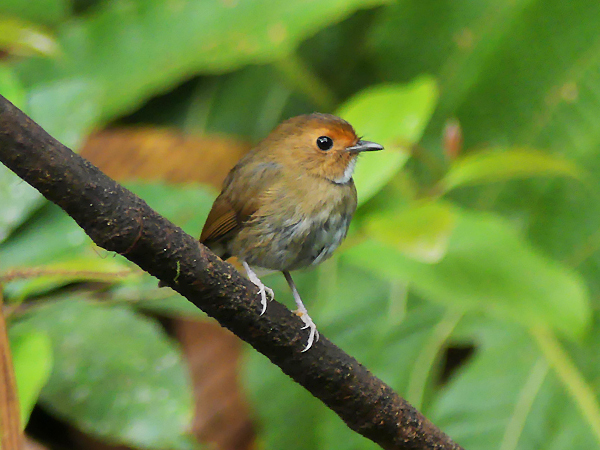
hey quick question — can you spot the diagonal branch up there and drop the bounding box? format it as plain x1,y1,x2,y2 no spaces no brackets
0,95,463,450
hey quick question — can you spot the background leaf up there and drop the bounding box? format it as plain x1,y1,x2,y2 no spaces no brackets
337,76,439,205
343,209,591,340
13,298,195,449
0,0,71,26
14,0,390,121
365,201,457,263
441,148,582,192
431,319,600,450
0,65,26,109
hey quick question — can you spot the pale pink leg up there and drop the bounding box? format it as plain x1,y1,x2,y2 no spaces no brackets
242,261,274,315
283,271,319,352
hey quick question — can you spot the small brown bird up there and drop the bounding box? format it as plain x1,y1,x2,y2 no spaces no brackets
200,113,383,351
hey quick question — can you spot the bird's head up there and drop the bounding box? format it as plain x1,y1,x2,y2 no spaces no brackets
260,113,383,184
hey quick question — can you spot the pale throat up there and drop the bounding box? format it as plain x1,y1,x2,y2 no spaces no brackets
332,157,357,184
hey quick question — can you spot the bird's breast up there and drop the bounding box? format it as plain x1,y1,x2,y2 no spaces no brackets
229,183,356,271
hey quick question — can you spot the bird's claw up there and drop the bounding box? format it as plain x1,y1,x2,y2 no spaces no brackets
258,285,275,316
295,309,319,352
243,262,274,315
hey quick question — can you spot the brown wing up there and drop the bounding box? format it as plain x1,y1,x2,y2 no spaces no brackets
199,196,240,244
200,157,280,249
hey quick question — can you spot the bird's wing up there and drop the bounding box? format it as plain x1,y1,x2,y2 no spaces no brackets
200,160,280,245
199,196,240,244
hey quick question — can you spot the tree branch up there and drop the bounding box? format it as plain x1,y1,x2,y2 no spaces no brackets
0,95,463,450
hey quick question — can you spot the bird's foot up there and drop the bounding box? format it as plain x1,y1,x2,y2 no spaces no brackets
294,309,319,352
245,267,274,315
259,285,275,315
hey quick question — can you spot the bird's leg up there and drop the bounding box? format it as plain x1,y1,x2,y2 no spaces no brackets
283,271,319,352
242,261,274,315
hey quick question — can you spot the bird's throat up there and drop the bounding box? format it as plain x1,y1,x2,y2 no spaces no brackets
332,157,357,185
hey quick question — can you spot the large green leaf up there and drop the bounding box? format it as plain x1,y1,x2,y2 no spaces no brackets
13,298,196,449
440,148,582,193
431,319,600,450
183,65,297,141
15,0,389,121
337,76,439,205
365,201,457,263
125,182,215,237
0,204,92,275
0,0,71,26
0,64,26,108
343,209,591,340
27,78,102,149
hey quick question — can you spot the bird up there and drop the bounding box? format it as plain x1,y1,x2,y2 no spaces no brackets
199,113,383,351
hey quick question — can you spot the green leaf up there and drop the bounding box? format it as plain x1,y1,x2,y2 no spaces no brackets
125,182,215,237
14,298,195,449
354,151,411,207
0,203,89,272
184,65,294,141
337,76,439,148
9,328,53,428
15,0,389,121
0,16,58,56
27,78,102,149
0,0,71,26
368,0,600,305
343,209,591,339
0,166,44,244
431,319,600,450
0,65,26,109
244,349,324,450
365,201,457,263
337,76,439,205
441,148,583,192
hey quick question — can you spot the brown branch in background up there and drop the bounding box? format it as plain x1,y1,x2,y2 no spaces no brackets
0,94,464,450
0,289,23,450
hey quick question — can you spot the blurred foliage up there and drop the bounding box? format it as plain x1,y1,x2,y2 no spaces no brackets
1,1,600,449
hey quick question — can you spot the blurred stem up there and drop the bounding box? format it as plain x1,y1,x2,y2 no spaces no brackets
411,143,447,180
0,268,130,283
255,83,292,138
183,78,220,134
273,52,337,111
499,358,548,450
0,289,22,450
406,309,463,410
411,143,449,200
387,281,408,325
531,325,600,445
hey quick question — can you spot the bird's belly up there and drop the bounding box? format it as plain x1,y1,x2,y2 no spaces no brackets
230,211,351,272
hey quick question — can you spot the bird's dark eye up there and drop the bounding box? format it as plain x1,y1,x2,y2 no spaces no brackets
316,136,334,151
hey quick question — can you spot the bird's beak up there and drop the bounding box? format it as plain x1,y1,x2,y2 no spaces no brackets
346,140,384,153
